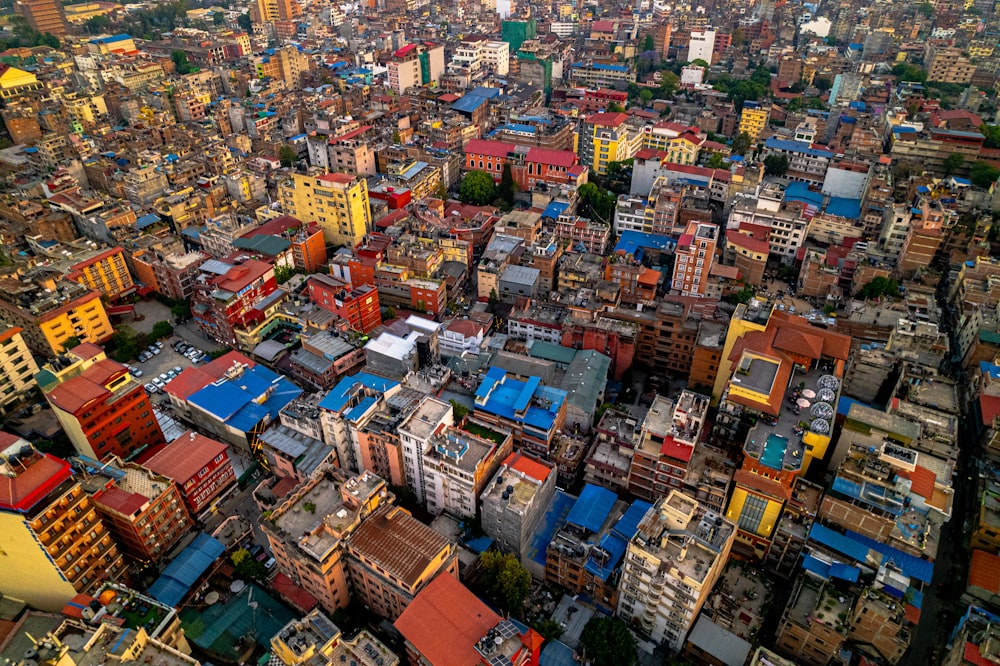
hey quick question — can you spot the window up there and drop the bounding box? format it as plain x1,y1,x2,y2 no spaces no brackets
738,494,768,533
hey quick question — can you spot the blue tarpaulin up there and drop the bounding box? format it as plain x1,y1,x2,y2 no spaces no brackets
566,484,617,533
149,533,224,607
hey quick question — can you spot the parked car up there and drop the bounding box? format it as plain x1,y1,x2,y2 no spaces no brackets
154,341,164,349
144,383,159,394
264,557,276,570
138,352,150,362
152,378,165,388
166,370,177,379
172,366,183,374
132,369,143,378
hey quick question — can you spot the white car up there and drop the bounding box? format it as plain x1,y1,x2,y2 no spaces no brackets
152,378,165,388
133,369,143,378
144,383,159,394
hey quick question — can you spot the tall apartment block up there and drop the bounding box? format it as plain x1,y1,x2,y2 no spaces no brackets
616,490,736,651
0,433,127,611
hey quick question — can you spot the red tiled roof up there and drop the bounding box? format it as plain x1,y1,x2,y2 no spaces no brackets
585,111,627,127
503,451,552,483
0,453,73,512
394,573,500,666
635,148,668,160
164,351,256,401
525,147,576,168
241,215,303,239
970,549,1000,594
143,432,228,484
348,505,453,587
315,172,356,184
47,376,110,415
270,572,318,612
446,319,484,338
710,264,741,280
94,486,146,516
904,603,921,625
907,465,937,500
734,469,792,501
964,641,997,666
981,394,1000,427
728,232,770,254
464,138,516,158
773,328,824,360
62,593,96,619
592,20,615,31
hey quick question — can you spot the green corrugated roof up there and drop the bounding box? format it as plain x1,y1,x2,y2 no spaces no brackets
528,341,577,364
980,329,1000,345
232,234,290,256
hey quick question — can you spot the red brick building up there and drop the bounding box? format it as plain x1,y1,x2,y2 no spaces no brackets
291,222,327,273
191,258,277,347
44,358,165,462
89,460,193,563
306,274,382,333
463,139,584,190
143,431,235,515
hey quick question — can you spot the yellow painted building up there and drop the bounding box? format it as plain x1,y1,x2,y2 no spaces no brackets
711,301,772,403
39,289,113,354
739,102,770,141
0,65,42,99
271,609,398,666
0,437,127,611
0,326,39,416
279,172,372,247
66,246,135,300
589,115,643,176
666,135,702,165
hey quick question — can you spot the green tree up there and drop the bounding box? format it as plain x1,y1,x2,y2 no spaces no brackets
213,10,225,25
731,284,754,304
278,144,297,167
764,154,789,176
531,619,564,642
607,101,625,112
236,12,252,31
981,125,1000,149
691,58,710,68
61,336,81,351
641,34,655,52
84,14,110,34
171,50,194,74
732,131,752,156
488,288,499,306
150,321,174,339
918,1,934,17
479,551,531,615
170,301,191,321
658,71,679,97
434,182,448,200
604,159,633,195
498,162,516,205
458,170,497,206
707,152,726,169
891,62,927,83
786,97,804,112
383,306,396,320
971,160,1000,188
231,548,268,580
578,182,616,223
274,264,301,284
814,76,832,92
857,276,900,300
731,28,745,47
449,399,469,422
579,616,637,666
943,152,965,176
639,88,654,105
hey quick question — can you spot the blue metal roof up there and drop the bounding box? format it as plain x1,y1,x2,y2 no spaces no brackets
452,95,489,113
529,490,575,567
584,533,627,581
844,529,934,583
784,181,824,208
614,230,675,256
540,640,580,666
136,213,161,229
475,367,566,433
566,484,617,533
826,196,861,220
90,33,132,44
541,201,569,220
344,396,377,422
148,533,224,607
765,137,834,159
319,372,399,412
981,361,1000,380
808,523,872,562
830,563,861,582
613,499,653,541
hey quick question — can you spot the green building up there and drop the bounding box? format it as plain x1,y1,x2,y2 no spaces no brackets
501,18,537,53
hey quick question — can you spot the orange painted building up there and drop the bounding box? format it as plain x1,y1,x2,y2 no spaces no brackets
307,274,382,333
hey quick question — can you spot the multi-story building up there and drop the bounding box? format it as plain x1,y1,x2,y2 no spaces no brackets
739,102,770,141
395,572,535,666
553,215,611,253
570,61,636,88
40,347,165,462
14,0,68,35
626,392,710,501
580,112,643,176
0,278,112,355
480,452,557,559
774,574,853,665
262,470,387,613
688,29,716,63
387,43,445,94
672,221,718,297
190,258,277,348
270,609,398,666
926,45,976,84
616,490,736,651
132,248,207,301
0,326,39,415
0,434,127,611
65,247,135,301
306,274,381,333
346,503,459,619
718,310,850,560
77,456,193,563
163,352,301,451
279,172,372,248
472,366,568,456
143,431,235,516
398,397,453,505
